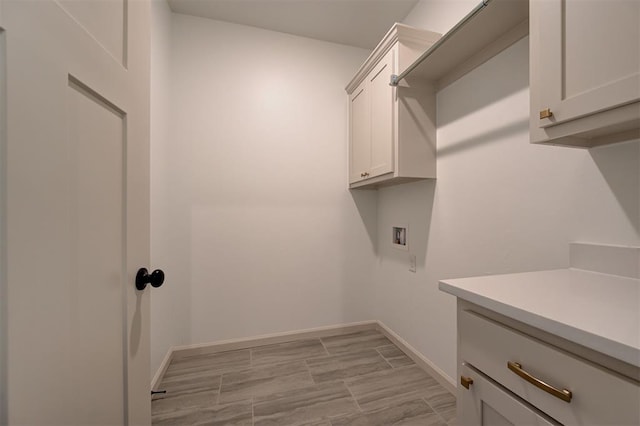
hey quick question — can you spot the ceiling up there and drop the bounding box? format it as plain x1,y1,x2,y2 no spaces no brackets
167,0,421,50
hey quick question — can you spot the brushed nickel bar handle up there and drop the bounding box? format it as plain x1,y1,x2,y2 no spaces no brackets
507,361,572,403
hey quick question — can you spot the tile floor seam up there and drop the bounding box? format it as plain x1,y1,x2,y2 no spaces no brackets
422,396,449,425
375,348,395,369
251,397,255,426
373,344,393,350
303,360,317,385
392,363,418,371
342,380,363,413
318,337,331,356
216,374,223,405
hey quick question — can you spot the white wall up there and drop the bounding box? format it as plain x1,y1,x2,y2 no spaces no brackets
153,12,375,355
150,0,192,375
151,0,640,386
366,0,640,384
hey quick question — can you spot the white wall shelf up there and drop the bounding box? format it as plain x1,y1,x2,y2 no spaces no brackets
392,0,529,90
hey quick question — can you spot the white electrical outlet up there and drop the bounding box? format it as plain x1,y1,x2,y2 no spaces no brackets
409,254,416,273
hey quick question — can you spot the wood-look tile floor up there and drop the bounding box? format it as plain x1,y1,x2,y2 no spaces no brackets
152,329,457,426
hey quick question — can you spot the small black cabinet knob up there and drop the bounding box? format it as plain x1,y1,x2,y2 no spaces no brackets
136,268,165,291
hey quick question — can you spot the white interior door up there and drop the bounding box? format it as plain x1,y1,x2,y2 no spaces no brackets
0,0,151,424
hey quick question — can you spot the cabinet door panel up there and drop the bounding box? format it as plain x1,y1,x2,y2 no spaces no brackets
537,0,640,128
459,365,559,426
369,50,394,178
349,82,370,183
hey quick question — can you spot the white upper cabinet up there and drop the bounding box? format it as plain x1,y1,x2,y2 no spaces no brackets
346,24,440,189
530,0,640,147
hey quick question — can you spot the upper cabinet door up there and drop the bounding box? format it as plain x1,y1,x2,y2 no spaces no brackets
536,0,640,129
369,49,395,179
349,81,370,184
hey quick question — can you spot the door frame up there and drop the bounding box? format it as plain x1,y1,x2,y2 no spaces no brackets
0,20,8,426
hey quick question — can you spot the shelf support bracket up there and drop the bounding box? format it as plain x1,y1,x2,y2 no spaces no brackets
389,74,399,87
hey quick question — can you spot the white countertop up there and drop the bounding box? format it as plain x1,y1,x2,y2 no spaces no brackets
439,268,640,367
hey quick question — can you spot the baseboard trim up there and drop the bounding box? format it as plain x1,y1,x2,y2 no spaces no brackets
374,321,456,394
151,346,174,391
151,320,456,396
171,321,378,360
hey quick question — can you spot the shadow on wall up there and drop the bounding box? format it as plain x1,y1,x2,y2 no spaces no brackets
434,36,530,158
398,79,437,165
350,188,378,254
377,179,436,270
437,37,530,128
437,118,529,158
590,140,640,238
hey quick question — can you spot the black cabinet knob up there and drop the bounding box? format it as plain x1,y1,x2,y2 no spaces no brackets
136,268,165,291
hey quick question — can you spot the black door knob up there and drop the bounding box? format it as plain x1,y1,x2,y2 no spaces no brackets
136,268,165,291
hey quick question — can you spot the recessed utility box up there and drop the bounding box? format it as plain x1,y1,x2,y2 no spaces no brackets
392,225,408,250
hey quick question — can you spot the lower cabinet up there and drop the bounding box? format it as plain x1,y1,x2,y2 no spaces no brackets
459,364,558,426
457,305,640,425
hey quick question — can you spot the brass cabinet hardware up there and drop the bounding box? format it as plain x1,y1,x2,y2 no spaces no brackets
360,172,370,178
507,361,572,403
460,376,474,389
539,108,553,119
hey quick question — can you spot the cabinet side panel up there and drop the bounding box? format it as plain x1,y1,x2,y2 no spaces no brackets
396,79,436,179
529,0,545,143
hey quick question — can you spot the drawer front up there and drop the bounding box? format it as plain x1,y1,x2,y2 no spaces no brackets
459,364,559,426
459,309,640,425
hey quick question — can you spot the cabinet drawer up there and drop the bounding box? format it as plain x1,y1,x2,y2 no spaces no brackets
459,364,559,426
459,309,640,425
